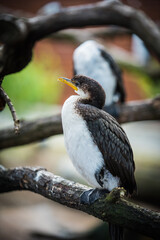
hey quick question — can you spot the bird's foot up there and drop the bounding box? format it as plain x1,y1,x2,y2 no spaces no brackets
80,188,109,205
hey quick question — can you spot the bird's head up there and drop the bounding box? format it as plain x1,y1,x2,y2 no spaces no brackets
58,75,106,109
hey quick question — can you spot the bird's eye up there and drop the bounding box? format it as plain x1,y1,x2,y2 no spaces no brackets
75,81,80,87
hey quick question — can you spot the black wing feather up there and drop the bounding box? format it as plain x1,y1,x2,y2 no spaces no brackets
78,104,136,194
99,48,126,103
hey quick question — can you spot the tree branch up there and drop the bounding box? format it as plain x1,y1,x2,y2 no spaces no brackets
0,96,159,150
118,95,160,123
0,87,20,133
0,166,159,239
0,114,62,150
28,0,160,53
0,0,160,77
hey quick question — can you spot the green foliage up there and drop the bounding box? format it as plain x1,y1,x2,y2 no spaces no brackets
3,49,63,111
120,62,160,98
132,71,160,98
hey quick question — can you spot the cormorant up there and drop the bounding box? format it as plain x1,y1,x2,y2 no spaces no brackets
58,75,137,240
73,40,126,117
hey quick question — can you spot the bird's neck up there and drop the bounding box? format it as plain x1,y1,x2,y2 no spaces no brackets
78,98,101,109
63,87,105,114
75,87,105,109
78,91,105,109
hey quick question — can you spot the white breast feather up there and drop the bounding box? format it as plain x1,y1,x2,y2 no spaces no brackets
61,95,119,190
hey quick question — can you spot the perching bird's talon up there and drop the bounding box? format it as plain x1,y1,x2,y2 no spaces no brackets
80,188,109,205
80,189,92,205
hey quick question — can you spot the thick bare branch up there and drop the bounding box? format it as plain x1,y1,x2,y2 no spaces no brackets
118,95,160,123
0,96,159,150
0,0,160,77
28,0,160,56
0,166,159,239
0,114,62,150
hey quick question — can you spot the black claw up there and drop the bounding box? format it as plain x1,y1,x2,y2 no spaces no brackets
80,188,109,205
80,189,92,205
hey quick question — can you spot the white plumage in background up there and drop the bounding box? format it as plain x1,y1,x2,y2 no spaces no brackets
73,40,126,117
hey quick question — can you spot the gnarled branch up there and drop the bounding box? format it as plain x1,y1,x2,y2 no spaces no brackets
0,86,20,133
28,0,160,56
0,96,160,150
0,166,159,239
0,0,160,77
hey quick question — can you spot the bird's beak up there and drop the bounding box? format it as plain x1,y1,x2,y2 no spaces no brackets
58,77,78,91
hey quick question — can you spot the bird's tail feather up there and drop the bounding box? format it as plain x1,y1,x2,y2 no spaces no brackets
109,223,123,240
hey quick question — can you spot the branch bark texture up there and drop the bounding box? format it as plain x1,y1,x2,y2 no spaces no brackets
118,95,160,123
0,114,62,150
0,87,20,133
0,96,160,150
29,0,160,54
0,0,160,77
0,166,159,239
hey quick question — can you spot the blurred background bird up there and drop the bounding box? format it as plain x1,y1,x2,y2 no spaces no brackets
73,40,126,117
